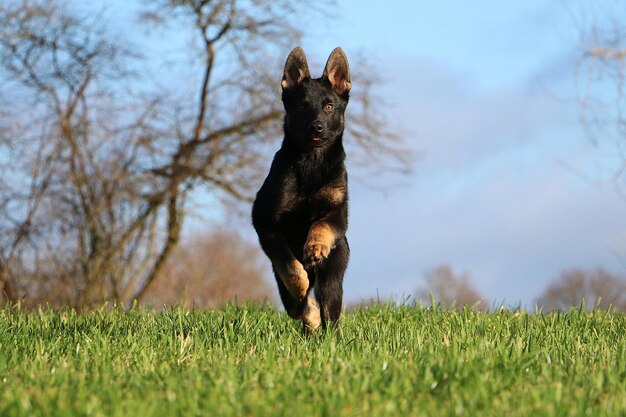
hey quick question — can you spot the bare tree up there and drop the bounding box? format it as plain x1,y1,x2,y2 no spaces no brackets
573,1,626,188
416,264,486,310
0,0,410,308
535,267,626,311
0,0,156,307
144,228,274,309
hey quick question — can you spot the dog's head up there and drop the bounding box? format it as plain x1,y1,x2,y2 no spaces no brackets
281,47,351,150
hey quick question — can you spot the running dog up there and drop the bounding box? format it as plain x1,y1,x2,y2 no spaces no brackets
252,47,351,333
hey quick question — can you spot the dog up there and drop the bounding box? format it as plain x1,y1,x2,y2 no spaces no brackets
252,47,351,333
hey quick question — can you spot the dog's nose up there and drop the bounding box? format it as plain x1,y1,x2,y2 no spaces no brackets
311,120,324,134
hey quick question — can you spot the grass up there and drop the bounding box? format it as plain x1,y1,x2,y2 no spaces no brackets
1,303,626,417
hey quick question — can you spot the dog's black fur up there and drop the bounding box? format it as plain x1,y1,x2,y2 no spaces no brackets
252,47,351,332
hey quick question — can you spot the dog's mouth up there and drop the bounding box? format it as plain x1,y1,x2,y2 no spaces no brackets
309,136,327,147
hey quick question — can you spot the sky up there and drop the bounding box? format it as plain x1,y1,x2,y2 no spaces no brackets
289,0,626,306
97,0,626,307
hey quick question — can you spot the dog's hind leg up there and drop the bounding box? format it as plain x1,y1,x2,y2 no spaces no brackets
314,237,349,328
273,268,305,318
273,269,321,333
254,224,310,300
301,295,321,334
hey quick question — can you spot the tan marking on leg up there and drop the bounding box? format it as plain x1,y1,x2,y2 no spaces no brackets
302,296,321,334
303,222,336,268
317,185,346,205
275,259,309,300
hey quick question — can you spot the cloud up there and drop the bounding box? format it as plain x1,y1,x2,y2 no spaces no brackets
346,159,626,305
343,55,626,305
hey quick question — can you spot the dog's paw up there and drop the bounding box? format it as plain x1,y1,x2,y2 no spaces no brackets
303,241,331,269
303,222,336,269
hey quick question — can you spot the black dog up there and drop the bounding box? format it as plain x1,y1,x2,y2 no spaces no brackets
252,47,351,332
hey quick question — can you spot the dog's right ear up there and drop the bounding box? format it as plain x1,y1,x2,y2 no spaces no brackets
282,47,311,90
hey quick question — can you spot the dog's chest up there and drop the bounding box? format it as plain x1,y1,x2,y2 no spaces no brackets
275,185,320,221
270,147,346,223
275,179,345,223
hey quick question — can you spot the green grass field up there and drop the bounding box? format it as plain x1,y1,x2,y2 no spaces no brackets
1,303,626,417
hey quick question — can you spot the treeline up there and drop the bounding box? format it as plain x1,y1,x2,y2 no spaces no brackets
414,264,626,312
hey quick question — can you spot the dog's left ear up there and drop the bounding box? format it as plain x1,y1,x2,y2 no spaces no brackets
323,47,351,94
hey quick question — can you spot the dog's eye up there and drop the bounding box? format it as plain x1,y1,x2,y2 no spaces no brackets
324,103,334,112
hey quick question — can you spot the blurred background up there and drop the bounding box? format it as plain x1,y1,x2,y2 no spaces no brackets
1,0,625,311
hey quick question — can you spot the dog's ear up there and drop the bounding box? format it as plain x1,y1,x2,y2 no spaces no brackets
282,47,311,90
322,47,351,94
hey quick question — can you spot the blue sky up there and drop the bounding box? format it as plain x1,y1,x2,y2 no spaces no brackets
289,0,626,306
97,0,626,307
